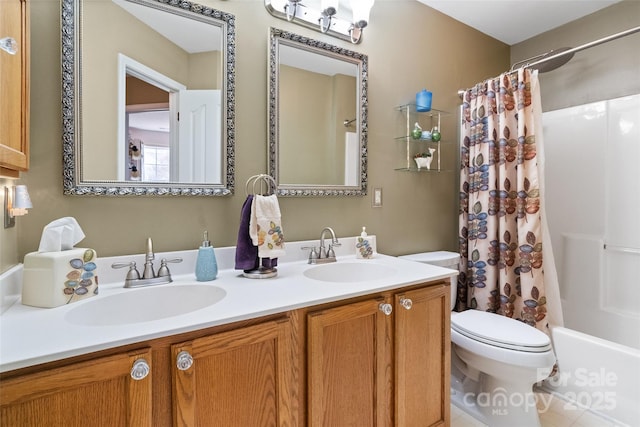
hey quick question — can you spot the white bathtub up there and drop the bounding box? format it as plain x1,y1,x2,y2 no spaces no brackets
540,326,640,426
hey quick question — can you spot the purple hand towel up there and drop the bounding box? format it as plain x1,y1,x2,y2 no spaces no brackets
235,195,259,271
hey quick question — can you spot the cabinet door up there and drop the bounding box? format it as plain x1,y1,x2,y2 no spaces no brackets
172,318,295,427
0,348,153,426
0,0,29,175
394,284,450,427
308,298,391,427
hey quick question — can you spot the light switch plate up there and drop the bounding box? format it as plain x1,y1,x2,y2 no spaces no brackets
372,188,382,208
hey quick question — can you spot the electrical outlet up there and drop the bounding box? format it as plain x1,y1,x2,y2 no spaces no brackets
372,188,382,207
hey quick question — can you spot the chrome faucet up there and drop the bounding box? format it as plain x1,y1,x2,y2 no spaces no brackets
112,238,182,288
303,227,341,264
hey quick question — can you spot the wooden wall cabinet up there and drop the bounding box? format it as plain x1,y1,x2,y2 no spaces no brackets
0,0,30,177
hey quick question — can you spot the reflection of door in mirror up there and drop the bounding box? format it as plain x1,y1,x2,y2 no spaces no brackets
125,75,170,182
118,55,182,182
177,89,222,183
118,56,222,183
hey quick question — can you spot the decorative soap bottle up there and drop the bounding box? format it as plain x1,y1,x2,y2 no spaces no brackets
195,231,218,281
356,227,373,259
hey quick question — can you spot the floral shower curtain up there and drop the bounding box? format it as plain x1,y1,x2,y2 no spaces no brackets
457,68,562,332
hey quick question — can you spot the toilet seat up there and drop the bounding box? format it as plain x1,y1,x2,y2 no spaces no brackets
451,310,552,353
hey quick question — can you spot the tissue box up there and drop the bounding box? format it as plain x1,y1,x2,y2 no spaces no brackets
22,248,98,308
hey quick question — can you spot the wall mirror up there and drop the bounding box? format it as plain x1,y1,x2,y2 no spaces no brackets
268,28,368,196
62,0,236,196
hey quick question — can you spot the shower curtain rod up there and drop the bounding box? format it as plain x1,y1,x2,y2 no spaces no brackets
457,25,640,98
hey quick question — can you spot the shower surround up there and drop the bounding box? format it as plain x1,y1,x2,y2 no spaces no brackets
542,93,640,426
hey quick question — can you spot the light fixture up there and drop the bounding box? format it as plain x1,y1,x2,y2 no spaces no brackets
319,0,339,33
349,0,374,43
285,0,301,21
4,185,33,229
265,0,375,44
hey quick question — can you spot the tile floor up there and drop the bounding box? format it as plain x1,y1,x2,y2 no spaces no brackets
450,390,628,427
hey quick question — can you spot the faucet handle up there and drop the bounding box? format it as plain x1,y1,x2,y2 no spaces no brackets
111,261,141,281
326,246,336,259
301,246,319,263
157,258,183,277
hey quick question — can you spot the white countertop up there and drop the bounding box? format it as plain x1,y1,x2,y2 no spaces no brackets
0,237,456,373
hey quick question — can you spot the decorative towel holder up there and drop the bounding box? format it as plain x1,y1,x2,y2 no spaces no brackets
245,174,276,197
243,174,279,279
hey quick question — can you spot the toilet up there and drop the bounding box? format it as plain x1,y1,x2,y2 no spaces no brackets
399,251,556,427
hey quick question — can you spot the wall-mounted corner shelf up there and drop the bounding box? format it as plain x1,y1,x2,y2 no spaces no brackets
395,104,451,173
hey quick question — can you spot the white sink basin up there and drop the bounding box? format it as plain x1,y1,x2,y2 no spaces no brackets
303,262,397,283
65,284,226,326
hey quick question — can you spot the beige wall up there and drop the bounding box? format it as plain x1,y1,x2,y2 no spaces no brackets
279,65,333,184
5,0,510,273
1,181,18,270
331,73,357,183
511,0,640,112
279,66,355,185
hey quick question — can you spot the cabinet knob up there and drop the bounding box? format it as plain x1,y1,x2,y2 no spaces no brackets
0,37,17,55
176,350,194,371
379,303,393,316
130,359,150,380
399,297,413,310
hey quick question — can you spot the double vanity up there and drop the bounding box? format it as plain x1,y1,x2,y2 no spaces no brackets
0,237,455,426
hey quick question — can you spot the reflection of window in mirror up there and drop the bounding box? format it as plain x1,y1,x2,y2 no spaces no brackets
142,145,170,181
126,108,171,182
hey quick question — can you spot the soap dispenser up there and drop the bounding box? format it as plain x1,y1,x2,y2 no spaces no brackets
195,231,218,281
356,227,373,259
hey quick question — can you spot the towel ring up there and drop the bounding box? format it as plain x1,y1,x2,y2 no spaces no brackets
245,174,276,196
242,174,279,280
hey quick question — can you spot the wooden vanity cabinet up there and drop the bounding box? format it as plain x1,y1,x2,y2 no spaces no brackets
306,281,450,427
171,318,295,427
0,0,30,176
394,284,450,427
0,317,295,427
307,298,392,426
0,280,449,427
0,348,153,426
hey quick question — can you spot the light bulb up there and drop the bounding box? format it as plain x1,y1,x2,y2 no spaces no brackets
351,0,374,28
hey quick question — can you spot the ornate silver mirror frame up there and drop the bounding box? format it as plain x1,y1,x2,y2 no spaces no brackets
268,28,368,196
61,0,236,196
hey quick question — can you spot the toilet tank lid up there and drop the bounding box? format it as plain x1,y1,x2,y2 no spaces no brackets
398,251,460,267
